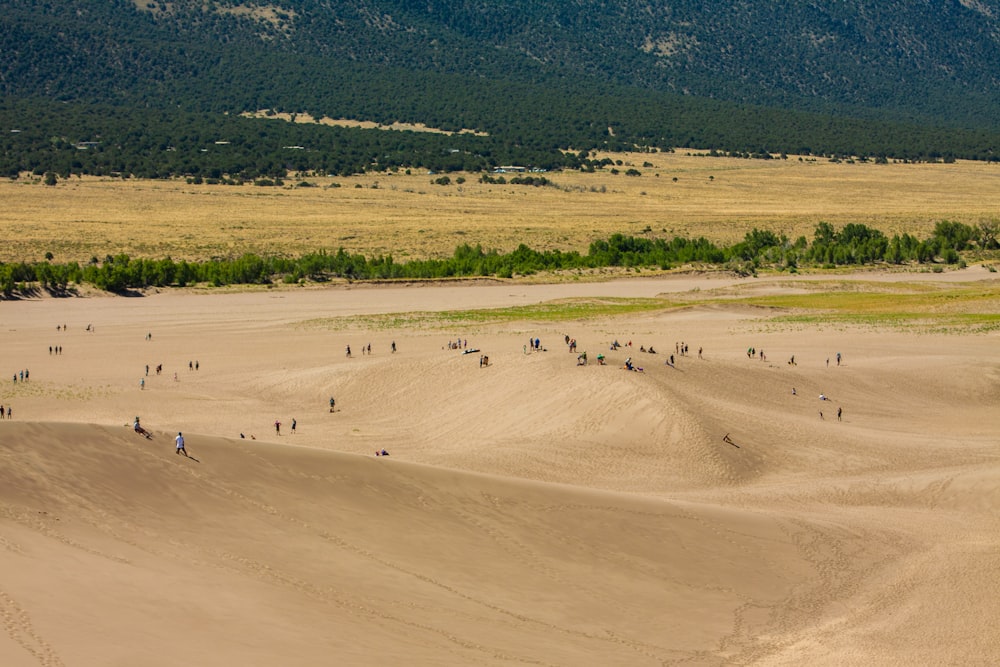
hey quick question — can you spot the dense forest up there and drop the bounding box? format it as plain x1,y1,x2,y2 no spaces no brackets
5,97,998,181
3,221,996,296
2,0,1000,180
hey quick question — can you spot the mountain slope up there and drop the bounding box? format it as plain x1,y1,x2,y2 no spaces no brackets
1,0,999,177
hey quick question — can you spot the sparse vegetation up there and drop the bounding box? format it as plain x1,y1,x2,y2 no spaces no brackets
1,221,995,296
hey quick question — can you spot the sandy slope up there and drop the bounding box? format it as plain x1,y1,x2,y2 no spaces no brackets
1,272,998,665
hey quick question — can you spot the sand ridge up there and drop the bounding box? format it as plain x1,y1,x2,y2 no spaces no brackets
1,271,999,665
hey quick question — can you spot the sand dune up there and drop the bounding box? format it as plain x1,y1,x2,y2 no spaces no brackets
1,272,999,665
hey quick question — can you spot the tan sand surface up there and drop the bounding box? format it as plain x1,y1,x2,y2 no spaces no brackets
1,271,998,665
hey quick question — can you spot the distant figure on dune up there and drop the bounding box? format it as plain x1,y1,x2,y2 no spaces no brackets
375,449,390,456
391,341,396,353
837,407,843,421
329,397,335,412
175,432,188,456
291,418,297,434
274,419,281,435
346,345,351,357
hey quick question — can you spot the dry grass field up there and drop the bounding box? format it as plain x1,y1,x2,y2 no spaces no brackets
3,152,998,264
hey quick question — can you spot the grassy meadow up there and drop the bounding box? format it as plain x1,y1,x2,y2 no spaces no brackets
3,151,999,265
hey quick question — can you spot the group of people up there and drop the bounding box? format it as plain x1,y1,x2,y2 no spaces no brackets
623,356,643,372
12,369,29,383
0,404,11,419
274,418,297,435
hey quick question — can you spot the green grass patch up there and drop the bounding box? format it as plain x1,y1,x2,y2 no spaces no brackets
738,283,1000,331
301,297,679,330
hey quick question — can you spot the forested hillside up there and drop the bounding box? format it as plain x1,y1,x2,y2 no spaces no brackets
2,0,999,179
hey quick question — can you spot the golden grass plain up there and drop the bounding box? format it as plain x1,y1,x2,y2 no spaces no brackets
3,151,999,265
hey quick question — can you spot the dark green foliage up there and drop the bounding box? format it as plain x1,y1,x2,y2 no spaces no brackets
1,0,999,178
2,221,997,297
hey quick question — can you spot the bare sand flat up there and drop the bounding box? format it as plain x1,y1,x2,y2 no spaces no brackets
1,271,999,665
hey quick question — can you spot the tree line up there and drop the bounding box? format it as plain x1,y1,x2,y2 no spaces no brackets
2,221,996,297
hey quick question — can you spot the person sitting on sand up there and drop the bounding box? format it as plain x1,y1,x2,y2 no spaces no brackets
596,353,606,365
375,449,390,456
134,417,152,439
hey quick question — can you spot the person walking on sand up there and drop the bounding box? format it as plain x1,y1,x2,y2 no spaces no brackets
140,377,145,390
274,419,281,435
837,406,843,421
329,396,335,412
175,432,188,457
291,418,297,434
